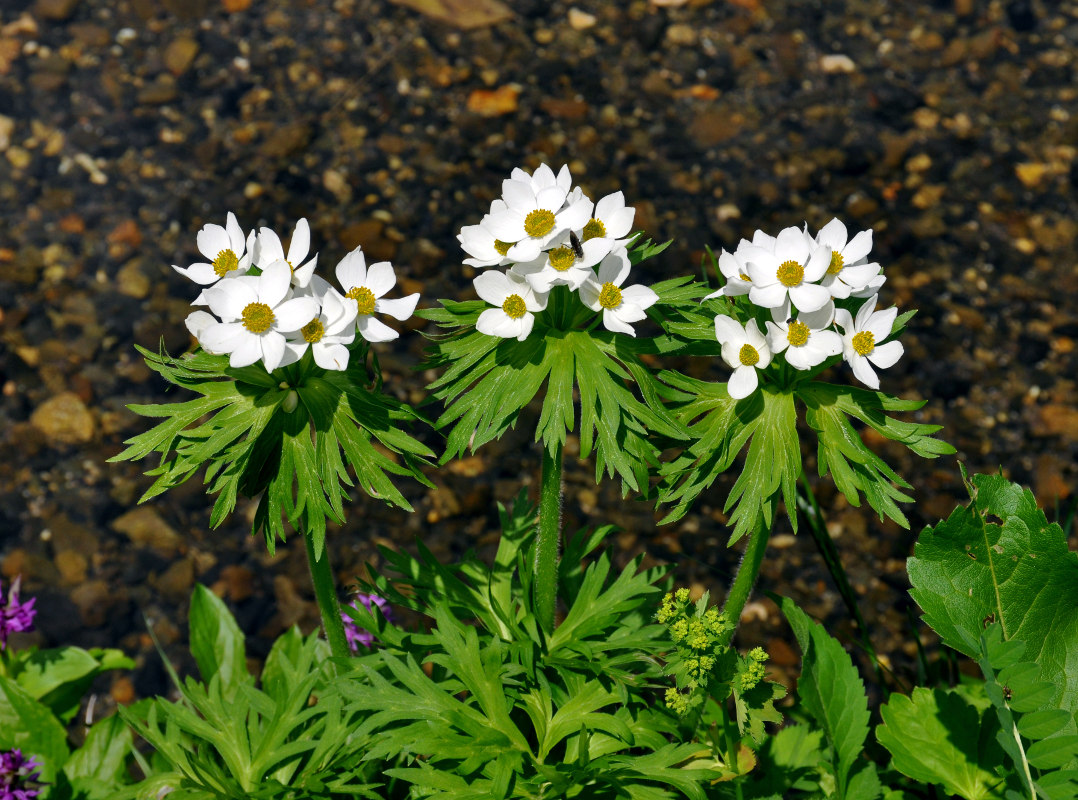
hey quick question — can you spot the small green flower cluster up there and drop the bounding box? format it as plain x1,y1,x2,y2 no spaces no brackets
733,646,770,694
657,588,733,715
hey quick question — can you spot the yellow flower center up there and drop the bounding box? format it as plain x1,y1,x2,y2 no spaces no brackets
827,251,845,275
494,239,513,256
598,282,622,309
738,344,760,366
548,246,576,272
582,218,606,241
852,330,875,356
524,209,556,238
739,272,751,282
502,294,527,319
301,317,324,343
212,249,239,278
787,320,810,347
241,302,275,334
347,286,377,315
777,260,804,287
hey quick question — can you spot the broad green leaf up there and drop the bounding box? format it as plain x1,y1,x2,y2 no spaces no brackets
63,714,134,798
908,473,1078,714
15,645,132,723
781,597,871,799
189,584,249,697
0,675,69,783
876,687,1005,800
1027,736,1078,771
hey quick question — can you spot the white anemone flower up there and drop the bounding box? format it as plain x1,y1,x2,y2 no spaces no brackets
334,246,419,343
703,244,755,300
578,249,658,337
185,310,220,347
173,212,255,287
483,171,591,263
811,219,883,299
515,233,607,293
474,269,548,341
714,316,772,400
764,298,842,370
198,260,320,371
740,226,832,312
834,295,904,390
508,163,573,195
282,283,358,371
578,190,635,252
257,218,319,288
459,198,514,268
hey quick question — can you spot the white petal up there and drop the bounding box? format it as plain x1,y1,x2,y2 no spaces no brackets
714,315,746,346
620,284,658,310
501,179,536,211
855,295,878,329
515,313,535,341
173,262,219,285
784,345,821,370
765,321,789,353
260,331,287,371
813,329,843,357
867,306,898,342
596,250,631,286
477,308,516,338
744,320,771,365
606,206,635,238
205,280,256,321
800,300,835,330
840,262,881,289
275,297,320,332
773,226,809,264
197,225,230,261
313,342,350,371
291,255,318,288
848,354,879,389
229,334,262,368
357,315,399,342
579,278,602,310
505,238,541,263
225,213,245,254
257,227,286,266
816,218,848,250
867,340,903,369
834,308,854,333
377,294,419,321
366,262,397,298
788,282,831,313
603,308,637,336
474,271,513,305
728,365,759,399
842,229,873,263
335,247,368,291
277,340,306,368
286,219,310,265
185,310,218,341
258,260,292,308
802,245,832,282
486,210,527,241
749,282,788,309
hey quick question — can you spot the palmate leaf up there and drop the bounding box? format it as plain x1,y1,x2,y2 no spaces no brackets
657,373,799,545
908,473,1078,715
421,295,688,494
111,344,433,555
801,382,954,529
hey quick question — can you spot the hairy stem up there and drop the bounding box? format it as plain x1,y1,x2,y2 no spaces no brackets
535,443,564,633
303,532,350,661
719,514,771,647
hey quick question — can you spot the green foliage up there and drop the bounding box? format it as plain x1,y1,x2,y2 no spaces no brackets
339,493,718,798
908,472,1078,714
6,644,132,723
122,589,376,800
780,598,878,800
109,345,433,556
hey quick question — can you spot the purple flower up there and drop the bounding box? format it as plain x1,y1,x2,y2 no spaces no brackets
0,749,43,800
0,578,36,650
341,593,392,652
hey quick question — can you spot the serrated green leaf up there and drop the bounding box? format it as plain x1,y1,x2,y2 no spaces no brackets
781,597,871,799
0,675,70,784
876,687,1005,800
908,473,1078,715
63,714,134,798
189,584,249,698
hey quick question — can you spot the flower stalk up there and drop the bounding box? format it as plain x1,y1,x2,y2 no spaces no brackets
718,515,771,648
535,443,564,633
303,531,350,661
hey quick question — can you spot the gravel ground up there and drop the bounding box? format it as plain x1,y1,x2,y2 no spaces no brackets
1,0,1076,709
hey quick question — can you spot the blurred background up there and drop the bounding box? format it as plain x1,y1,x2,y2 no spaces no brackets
1,0,1076,706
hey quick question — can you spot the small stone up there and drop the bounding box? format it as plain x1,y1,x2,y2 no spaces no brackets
215,564,255,602
34,0,81,21
54,550,87,585
1036,404,1078,442
137,75,178,105
0,115,13,150
163,37,199,76
116,259,150,299
769,533,797,549
222,0,252,10
911,184,945,209
110,675,136,705
30,392,95,444
912,107,939,130
906,153,932,173
5,146,30,169
767,637,799,667
1015,162,1049,189
389,0,512,29
1033,454,1070,503
567,7,596,29
466,85,519,116
152,557,195,602
111,507,184,557
666,24,697,46
70,580,113,627
322,169,352,202
819,54,856,74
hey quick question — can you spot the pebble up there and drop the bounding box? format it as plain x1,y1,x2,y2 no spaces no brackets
567,8,596,29
1035,404,1078,442
33,0,81,21
466,85,520,117
819,54,856,74
110,507,185,557
30,392,96,444
163,37,200,76
0,115,13,150
151,557,195,602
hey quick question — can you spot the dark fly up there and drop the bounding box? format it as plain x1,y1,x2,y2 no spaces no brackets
569,231,585,260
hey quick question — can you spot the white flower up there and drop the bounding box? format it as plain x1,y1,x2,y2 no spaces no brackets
184,310,220,349
714,316,772,400
198,260,320,371
764,298,842,370
474,269,548,341
257,218,318,288
578,249,658,337
850,271,887,298
282,281,358,371
834,295,904,390
740,226,832,312
578,190,635,251
334,246,419,343
508,163,573,195
172,212,255,287
811,219,882,299
703,244,755,300
515,234,607,293
483,165,591,263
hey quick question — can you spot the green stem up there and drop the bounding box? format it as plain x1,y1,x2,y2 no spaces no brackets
719,514,771,647
303,531,351,661
535,443,564,633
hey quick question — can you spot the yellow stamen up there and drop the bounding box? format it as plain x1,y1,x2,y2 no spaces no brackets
347,286,376,315
212,249,239,278
852,330,875,356
494,239,513,256
548,246,576,272
787,320,810,347
524,209,556,238
738,344,760,366
582,218,606,241
827,251,845,275
777,260,804,287
502,294,527,319
301,318,324,343
598,282,622,309
242,302,275,334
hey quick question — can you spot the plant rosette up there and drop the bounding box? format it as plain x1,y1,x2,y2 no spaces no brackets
113,216,434,555
656,220,955,545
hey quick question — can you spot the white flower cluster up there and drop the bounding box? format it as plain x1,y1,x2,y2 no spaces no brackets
458,164,658,340
174,213,419,372
710,220,903,399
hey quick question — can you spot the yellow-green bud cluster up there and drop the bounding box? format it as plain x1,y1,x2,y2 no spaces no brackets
734,647,770,693
665,687,690,716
